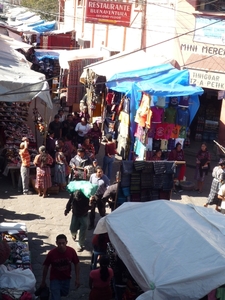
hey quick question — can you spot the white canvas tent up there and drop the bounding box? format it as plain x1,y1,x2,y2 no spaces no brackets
95,201,225,300
58,48,104,69
0,34,52,109
82,49,172,80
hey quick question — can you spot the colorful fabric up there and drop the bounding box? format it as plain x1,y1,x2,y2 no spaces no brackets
160,139,168,151
170,125,181,139
134,93,151,127
178,126,187,139
130,171,141,192
164,107,177,124
176,107,190,127
151,106,164,123
147,123,157,138
167,138,176,151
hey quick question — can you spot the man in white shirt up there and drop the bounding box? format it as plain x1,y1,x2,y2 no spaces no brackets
75,118,90,144
88,166,110,230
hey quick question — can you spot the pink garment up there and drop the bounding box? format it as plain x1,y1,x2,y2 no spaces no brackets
151,106,164,123
134,124,144,140
208,289,217,300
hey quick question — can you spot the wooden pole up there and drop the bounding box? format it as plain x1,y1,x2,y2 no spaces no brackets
92,24,95,47
105,25,109,47
44,103,47,146
141,0,147,51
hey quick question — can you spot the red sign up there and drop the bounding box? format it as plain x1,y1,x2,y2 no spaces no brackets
85,0,132,27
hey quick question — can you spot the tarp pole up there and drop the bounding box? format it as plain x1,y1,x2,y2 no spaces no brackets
43,103,47,146
34,97,38,149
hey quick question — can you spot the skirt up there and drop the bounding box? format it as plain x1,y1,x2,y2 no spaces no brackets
54,164,66,185
35,166,52,189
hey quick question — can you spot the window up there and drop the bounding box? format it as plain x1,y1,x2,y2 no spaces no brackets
197,0,225,12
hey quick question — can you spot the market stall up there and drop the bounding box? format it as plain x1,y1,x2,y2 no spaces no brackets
94,201,225,300
105,63,204,160
0,34,53,187
0,222,36,299
80,50,169,124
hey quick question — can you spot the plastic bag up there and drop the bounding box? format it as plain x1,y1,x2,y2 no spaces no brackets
0,265,36,293
66,180,98,198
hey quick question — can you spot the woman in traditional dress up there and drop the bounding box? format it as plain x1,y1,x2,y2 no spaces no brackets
33,145,53,198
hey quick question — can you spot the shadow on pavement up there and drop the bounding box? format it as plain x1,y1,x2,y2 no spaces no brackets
0,208,45,223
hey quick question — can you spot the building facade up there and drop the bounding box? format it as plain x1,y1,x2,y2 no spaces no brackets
174,0,225,144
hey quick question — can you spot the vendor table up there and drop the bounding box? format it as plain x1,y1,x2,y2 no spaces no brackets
3,164,36,189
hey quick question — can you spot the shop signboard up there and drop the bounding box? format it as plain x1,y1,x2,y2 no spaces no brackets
189,69,225,90
85,0,132,27
194,16,225,46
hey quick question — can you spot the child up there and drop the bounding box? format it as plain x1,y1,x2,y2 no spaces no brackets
54,145,67,191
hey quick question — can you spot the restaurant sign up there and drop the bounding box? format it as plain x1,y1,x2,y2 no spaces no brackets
189,69,225,90
85,0,132,27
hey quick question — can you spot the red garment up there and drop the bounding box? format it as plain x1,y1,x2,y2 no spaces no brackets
43,246,79,280
151,106,164,123
105,142,117,156
154,124,167,139
168,149,185,161
92,234,110,252
106,93,114,105
90,268,113,288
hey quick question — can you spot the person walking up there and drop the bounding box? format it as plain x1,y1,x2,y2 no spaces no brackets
89,255,114,300
33,145,53,198
204,159,225,211
18,137,31,195
102,134,118,181
89,166,110,230
194,142,211,193
40,234,80,300
64,190,90,252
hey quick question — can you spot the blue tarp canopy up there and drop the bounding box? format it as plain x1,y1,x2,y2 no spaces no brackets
106,63,204,157
32,21,56,33
34,49,61,61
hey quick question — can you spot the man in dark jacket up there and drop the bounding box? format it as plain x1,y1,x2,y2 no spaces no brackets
65,190,90,252
69,148,92,181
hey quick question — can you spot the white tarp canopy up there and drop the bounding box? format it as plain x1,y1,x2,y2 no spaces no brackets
59,48,103,69
95,200,225,300
82,49,171,80
0,34,53,108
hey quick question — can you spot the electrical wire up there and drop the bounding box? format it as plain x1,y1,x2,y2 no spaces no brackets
1,2,224,97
